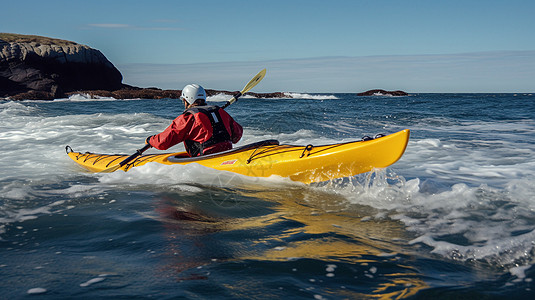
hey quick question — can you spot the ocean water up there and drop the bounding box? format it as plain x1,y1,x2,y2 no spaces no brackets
1,92,534,299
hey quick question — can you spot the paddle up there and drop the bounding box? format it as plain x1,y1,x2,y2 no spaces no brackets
221,68,266,109
100,68,267,173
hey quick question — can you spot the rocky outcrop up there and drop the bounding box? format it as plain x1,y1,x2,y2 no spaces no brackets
357,89,408,96
1,33,289,101
207,90,287,99
1,33,123,99
65,87,287,100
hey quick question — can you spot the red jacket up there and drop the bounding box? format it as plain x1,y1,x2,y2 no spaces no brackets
148,105,243,156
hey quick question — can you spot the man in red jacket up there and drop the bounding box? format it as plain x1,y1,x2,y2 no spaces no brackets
146,84,243,157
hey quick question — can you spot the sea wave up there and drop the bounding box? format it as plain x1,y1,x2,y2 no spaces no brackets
207,93,273,102
207,93,234,102
284,92,338,100
207,92,338,101
314,168,535,269
48,93,119,102
68,93,116,101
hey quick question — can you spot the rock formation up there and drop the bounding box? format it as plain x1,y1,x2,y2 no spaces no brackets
357,89,408,96
0,33,288,100
1,33,123,99
63,88,287,100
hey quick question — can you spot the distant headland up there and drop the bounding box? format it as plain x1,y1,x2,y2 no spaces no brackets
0,33,286,100
1,33,407,100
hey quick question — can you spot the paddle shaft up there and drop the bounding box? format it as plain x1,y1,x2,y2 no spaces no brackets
119,144,151,167
221,92,242,109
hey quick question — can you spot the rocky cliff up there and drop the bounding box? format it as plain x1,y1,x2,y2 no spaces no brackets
0,33,123,99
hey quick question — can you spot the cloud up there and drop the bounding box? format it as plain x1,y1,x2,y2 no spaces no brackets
89,23,131,28
88,23,183,31
153,19,180,24
117,51,535,93
140,27,184,31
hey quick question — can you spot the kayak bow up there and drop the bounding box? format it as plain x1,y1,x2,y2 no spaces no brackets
66,129,410,184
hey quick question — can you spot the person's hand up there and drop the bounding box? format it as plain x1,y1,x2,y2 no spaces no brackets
145,135,154,147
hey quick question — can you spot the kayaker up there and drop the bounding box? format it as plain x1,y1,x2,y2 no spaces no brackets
145,84,243,157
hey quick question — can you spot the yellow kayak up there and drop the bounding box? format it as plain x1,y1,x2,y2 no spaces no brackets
66,129,410,184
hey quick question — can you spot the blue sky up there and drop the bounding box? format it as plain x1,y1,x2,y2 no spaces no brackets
2,0,534,92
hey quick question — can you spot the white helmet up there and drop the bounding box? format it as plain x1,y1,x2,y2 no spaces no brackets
180,84,206,104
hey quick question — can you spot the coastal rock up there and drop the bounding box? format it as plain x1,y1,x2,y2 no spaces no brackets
357,89,408,96
206,90,287,99
1,33,123,99
1,33,289,101
65,88,288,100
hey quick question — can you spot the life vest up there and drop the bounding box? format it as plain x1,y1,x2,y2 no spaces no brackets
183,105,231,156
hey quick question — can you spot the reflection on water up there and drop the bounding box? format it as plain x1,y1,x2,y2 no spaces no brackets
150,179,427,298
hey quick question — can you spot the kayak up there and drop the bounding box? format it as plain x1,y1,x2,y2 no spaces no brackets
66,129,410,184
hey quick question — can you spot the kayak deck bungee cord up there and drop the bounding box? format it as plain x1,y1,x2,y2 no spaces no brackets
66,129,410,184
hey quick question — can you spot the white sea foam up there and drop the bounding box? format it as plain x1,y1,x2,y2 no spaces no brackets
0,101,37,117
510,265,531,280
284,92,338,100
208,92,338,101
396,134,535,187
80,277,106,287
325,169,535,267
206,93,277,102
27,287,47,294
99,162,211,190
207,93,234,102
0,202,54,223
0,107,166,181
23,93,119,102
66,93,116,101
312,115,535,268
98,160,295,193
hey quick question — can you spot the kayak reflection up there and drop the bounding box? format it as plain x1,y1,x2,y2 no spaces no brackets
150,175,427,298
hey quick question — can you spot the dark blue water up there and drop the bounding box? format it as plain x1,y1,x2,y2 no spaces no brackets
1,93,534,299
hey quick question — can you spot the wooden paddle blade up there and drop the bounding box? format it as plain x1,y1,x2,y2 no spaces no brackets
225,69,266,108
241,68,266,94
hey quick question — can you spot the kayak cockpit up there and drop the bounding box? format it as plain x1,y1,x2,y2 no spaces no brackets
166,139,280,163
